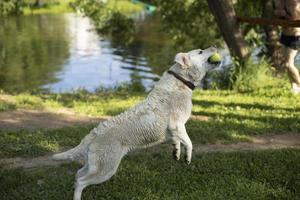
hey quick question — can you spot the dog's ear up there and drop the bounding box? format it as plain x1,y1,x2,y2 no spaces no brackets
174,53,191,69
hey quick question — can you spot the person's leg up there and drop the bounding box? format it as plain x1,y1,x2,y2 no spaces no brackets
283,47,300,93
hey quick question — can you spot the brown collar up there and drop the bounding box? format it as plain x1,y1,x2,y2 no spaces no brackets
167,70,195,90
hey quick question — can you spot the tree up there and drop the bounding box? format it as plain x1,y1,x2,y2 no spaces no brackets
207,0,249,61
261,0,284,70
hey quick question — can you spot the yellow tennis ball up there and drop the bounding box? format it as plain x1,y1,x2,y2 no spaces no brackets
209,53,221,63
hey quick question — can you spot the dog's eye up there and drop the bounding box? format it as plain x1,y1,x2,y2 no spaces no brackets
198,50,203,54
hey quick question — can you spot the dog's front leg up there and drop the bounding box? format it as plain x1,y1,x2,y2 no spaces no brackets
169,124,193,164
172,137,181,161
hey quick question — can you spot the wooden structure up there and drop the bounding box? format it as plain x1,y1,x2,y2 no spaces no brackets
207,0,248,61
237,16,300,27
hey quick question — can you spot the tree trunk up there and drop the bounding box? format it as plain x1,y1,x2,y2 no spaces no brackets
207,0,248,62
261,0,284,71
34,0,41,7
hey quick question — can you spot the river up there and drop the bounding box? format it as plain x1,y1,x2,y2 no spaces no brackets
0,13,299,92
0,13,176,92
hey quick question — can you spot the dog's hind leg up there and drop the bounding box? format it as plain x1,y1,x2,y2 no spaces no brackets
73,147,100,200
76,163,88,179
73,142,127,200
53,129,98,161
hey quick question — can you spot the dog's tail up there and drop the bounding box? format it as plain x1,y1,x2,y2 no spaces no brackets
52,130,98,161
52,147,81,161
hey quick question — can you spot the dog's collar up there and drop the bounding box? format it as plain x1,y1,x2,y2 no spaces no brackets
167,70,195,90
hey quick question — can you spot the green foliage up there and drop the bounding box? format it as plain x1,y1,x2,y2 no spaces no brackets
0,102,15,112
155,0,222,49
23,0,74,14
0,15,70,91
106,0,144,14
99,11,135,44
0,149,299,199
74,0,136,45
232,58,278,92
234,0,262,17
207,56,284,92
0,0,23,16
0,0,74,16
234,1,269,49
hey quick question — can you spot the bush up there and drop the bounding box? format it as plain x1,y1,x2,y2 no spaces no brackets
0,0,23,16
74,0,135,45
231,58,277,92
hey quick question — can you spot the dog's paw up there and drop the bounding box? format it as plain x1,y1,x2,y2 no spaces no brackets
172,143,181,161
185,159,191,165
173,151,180,161
184,155,191,165
172,150,180,161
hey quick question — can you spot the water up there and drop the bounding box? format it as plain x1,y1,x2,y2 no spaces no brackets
0,13,175,92
1,13,299,93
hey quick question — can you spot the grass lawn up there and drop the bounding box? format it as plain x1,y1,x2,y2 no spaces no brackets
23,0,75,14
0,149,299,200
0,85,299,158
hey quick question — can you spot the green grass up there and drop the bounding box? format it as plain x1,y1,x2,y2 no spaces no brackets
22,0,144,15
0,149,299,199
0,126,93,158
0,86,299,158
0,86,299,199
23,0,74,15
107,0,144,14
2,91,145,115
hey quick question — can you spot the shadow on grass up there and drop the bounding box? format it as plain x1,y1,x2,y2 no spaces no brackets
188,111,300,144
192,111,299,130
0,149,299,200
1,115,298,159
0,93,299,158
192,99,300,112
0,125,94,158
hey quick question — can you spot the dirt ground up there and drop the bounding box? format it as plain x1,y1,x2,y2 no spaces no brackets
0,109,108,130
0,109,299,169
0,109,209,130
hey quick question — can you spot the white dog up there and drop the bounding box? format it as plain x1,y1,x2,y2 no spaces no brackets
53,47,221,200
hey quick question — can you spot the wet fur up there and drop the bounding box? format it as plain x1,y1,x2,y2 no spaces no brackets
52,47,220,200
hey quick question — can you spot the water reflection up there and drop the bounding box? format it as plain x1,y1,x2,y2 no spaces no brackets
66,14,102,58
0,14,70,92
0,13,172,92
1,13,299,93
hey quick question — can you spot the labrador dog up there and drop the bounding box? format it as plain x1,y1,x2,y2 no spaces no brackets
53,47,221,200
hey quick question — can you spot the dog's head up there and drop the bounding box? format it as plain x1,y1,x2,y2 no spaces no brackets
171,47,222,87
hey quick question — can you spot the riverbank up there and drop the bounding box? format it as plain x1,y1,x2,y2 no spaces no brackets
23,0,74,15
22,0,144,15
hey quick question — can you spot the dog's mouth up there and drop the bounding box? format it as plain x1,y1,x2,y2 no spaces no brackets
207,53,222,65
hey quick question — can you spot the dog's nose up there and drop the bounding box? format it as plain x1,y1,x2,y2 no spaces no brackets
208,53,222,65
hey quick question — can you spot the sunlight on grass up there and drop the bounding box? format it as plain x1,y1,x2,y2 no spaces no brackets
107,0,144,14
37,140,59,153
229,131,251,142
23,0,74,15
22,0,144,15
0,86,299,147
